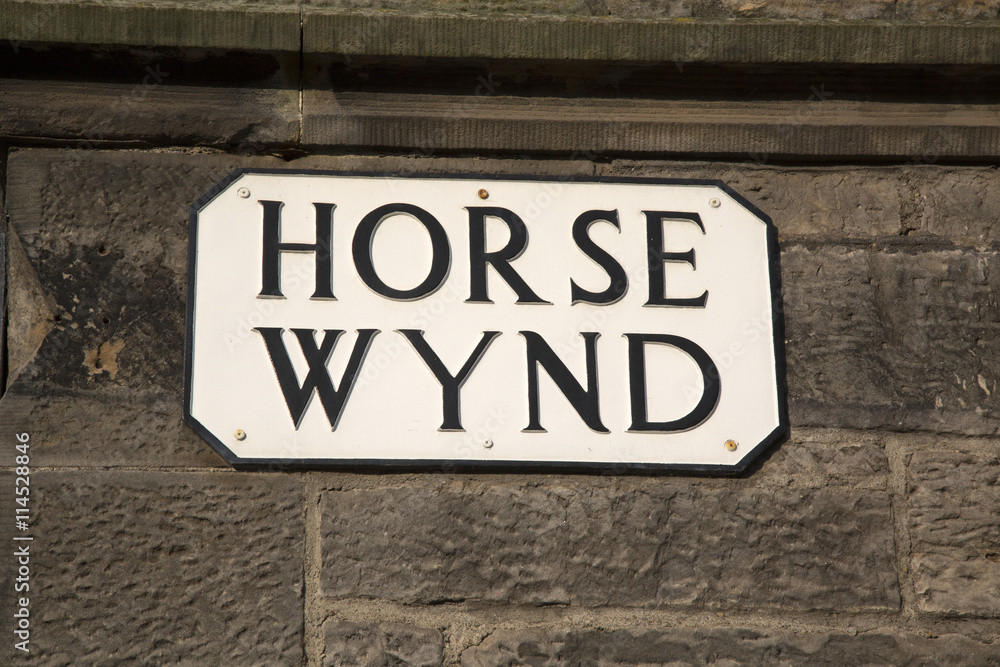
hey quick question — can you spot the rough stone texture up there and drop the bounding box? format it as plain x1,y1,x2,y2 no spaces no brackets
461,628,1000,666
0,391,226,467
323,621,444,667
908,452,1000,617
3,149,290,466
896,0,1000,19
311,0,1000,21
748,431,887,488
604,162,1000,245
30,471,304,664
3,222,56,388
782,246,1000,436
603,162,907,240
321,482,899,611
303,93,1000,160
0,79,299,147
911,166,1000,244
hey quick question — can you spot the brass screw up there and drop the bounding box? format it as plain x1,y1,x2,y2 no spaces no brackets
234,429,247,441
478,189,489,200
725,439,738,452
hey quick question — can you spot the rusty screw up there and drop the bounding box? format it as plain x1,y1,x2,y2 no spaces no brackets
234,429,247,441
478,189,489,200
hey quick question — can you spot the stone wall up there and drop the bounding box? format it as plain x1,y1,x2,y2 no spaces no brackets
2,2,999,664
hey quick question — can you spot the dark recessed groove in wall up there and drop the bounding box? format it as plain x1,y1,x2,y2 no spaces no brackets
0,43,294,88
316,57,1000,105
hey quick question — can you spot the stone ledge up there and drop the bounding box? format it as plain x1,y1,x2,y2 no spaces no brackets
3,2,1000,65
303,93,1000,160
304,12,1000,64
0,0,301,51
0,79,299,148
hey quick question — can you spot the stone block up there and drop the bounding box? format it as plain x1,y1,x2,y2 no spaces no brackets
29,471,304,663
782,246,1000,435
908,451,1000,617
462,627,1000,666
906,165,1000,245
324,620,443,667
751,433,887,488
321,482,899,611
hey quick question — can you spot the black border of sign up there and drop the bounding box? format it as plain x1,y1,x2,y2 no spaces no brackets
184,169,789,475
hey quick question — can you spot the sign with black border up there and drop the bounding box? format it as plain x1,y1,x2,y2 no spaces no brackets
184,170,787,473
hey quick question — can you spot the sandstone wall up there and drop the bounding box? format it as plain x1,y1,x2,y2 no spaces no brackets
2,1,999,664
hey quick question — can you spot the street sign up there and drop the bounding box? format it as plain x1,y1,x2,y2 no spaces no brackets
184,171,786,472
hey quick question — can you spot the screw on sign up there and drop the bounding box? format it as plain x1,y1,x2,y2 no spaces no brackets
185,172,787,472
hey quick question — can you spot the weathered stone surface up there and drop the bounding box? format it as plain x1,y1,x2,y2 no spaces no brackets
4,0,998,59
302,93,1000,160
3,222,56,388
603,161,908,239
907,165,1000,245
4,149,290,464
304,12,1000,64
0,0,301,50
0,79,299,147
321,482,899,611
0,391,227,467
750,432,887,488
323,621,444,667
311,0,1000,21
909,452,1000,617
30,471,304,663
308,0,897,20
782,246,1000,436
461,628,1000,666
896,0,1000,20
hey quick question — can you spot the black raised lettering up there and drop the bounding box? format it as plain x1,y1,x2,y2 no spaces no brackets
466,207,549,304
570,209,628,305
625,333,720,432
398,330,500,431
352,203,451,301
259,201,335,299
643,210,708,307
521,331,608,433
254,328,378,429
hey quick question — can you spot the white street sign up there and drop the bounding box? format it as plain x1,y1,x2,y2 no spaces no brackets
184,171,786,472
